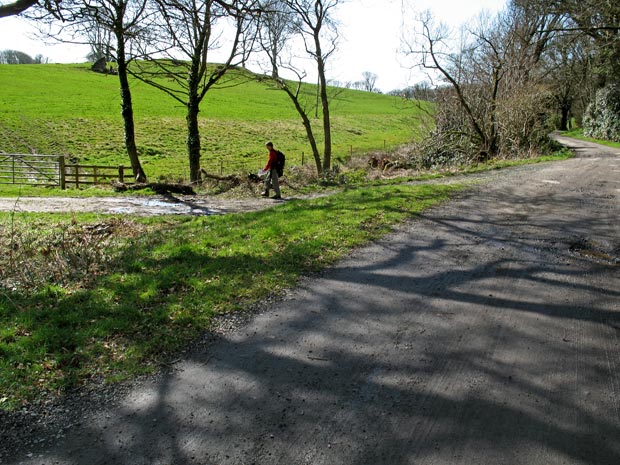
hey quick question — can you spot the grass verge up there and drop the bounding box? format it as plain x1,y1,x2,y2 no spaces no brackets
561,128,620,148
0,182,460,410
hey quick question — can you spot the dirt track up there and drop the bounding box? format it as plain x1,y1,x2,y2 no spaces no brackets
0,192,279,216
2,135,619,464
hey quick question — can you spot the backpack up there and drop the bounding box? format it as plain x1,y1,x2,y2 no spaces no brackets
274,150,286,177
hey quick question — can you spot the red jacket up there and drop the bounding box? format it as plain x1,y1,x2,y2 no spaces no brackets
264,148,278,171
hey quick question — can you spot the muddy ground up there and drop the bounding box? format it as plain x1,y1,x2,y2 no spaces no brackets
1,135,619,465
0,191,280,216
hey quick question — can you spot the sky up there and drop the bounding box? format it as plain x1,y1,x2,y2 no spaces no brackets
0,0,506,92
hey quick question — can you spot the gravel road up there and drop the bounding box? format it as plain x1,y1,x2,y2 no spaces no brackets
1,135,619,464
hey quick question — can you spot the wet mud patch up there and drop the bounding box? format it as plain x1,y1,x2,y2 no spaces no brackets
569,237,620,266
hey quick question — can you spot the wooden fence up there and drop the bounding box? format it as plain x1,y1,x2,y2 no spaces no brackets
0,154,132,189
63,163,133,188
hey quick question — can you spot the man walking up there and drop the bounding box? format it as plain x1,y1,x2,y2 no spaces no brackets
261,141,282,199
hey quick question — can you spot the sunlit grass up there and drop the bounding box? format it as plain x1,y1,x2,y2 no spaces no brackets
0,63,427,182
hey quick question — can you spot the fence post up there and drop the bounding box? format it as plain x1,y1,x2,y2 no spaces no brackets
301,152,304,166
74,165,80,188
58,156,66,190
119,166,125,183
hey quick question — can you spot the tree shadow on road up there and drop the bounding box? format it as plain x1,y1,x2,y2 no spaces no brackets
4,172,619,464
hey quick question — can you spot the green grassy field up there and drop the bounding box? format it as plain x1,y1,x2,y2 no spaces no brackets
0,63,425,181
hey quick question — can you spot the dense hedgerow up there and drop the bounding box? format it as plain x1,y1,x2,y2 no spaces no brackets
583,84,620,142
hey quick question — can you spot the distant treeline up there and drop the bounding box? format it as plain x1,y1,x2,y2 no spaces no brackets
0,50,47,64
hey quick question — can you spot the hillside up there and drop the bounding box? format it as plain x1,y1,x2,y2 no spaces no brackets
0,63,426,180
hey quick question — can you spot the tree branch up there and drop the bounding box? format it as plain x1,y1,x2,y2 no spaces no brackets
0,0,39,18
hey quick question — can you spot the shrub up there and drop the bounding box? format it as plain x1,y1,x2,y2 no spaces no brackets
496,84,556,158
583,84,620,142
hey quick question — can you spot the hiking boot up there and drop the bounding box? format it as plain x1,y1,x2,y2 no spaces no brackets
271,195,282,200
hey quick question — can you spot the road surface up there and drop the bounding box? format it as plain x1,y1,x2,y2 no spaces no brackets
2,135,619,464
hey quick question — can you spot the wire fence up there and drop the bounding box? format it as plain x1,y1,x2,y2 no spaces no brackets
201,141,398,177
202,152,309,177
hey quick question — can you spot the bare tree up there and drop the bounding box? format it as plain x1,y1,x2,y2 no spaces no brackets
532,0,620,138
405,11,498,159
545,0,620,80
132,0,258,183
256,0,341,174
84,16,115,62
361,71,377,92
0,0,73,18
285,0,340,172
403,2,562,162
257,0,323,174
258,0,290,77
543,32,594,129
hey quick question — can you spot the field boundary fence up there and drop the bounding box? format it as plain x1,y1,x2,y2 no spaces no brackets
205,142,397,177
0,154,133,189
204,152,310,177
2,141,398,188
0,154,63,187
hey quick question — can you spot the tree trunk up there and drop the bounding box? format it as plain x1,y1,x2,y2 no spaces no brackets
316,48,332,171
320,78,332,171
0,0,37,18
560,106,570,131
278,80,322,175
186,95,202,183
485,67,501,161
303,113,323,175
116,31,147,183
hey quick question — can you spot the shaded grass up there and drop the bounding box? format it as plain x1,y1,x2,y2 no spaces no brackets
0,182,460,409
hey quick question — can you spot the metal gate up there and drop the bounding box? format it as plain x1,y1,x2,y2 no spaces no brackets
0,154,133,189
0,154,63,187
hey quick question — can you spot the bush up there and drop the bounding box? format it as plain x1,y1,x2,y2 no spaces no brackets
583,84,620,142
495,84,556,158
